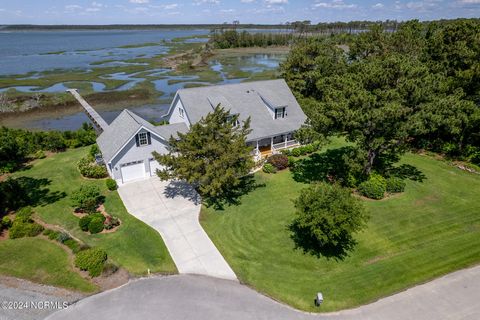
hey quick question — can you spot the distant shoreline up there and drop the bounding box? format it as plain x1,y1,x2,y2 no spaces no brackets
0,24,287,31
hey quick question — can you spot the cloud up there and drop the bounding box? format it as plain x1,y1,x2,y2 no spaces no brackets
163,3,179,9
129,0,149,4
85,7,101,12
193,0,220,5
64,4,83,12
241,0,255,3
313,0,357,9
220,8,236,12
265,0,288,4
372,2,384,8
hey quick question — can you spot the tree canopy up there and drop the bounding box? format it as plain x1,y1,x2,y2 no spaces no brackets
282,19,480,174
154,106,254,205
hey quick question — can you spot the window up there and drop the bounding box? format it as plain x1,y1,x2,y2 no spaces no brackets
179,108,184,118
138,132,148,146
275,107,286,119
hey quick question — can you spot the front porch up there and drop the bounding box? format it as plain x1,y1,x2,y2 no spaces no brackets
248,133,300,160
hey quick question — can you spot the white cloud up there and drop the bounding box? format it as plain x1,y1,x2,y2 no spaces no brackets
456,0,480,4
193,0,220,5
85,7,101,12
64,4,82,12
241,0,255,3
313,0,357,9
129,0,149,4
265,0,288,4
164,3,179,9
372,2,384,8
220,8,236,12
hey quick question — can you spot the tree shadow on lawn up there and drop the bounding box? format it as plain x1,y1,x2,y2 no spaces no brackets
0,176,66,214
203,174,266,210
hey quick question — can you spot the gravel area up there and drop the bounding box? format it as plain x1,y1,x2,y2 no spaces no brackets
0,276,84,320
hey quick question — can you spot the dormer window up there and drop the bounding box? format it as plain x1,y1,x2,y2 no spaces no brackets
275,107,286,119
135,132,151,147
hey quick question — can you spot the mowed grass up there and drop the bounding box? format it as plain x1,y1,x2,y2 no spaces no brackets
11,147,176,276
201,150,480,312
0,238,96,292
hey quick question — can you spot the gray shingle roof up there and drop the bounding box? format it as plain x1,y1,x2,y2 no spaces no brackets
97,109,188,163
173,79,307,141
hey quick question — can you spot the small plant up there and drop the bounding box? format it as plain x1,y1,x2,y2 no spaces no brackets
88,214,106,234
56,232,71,244
1,216,12,229
291,148,302,157
104,215,120,230
263,163,277,174
358,174,387,200
74,247,108,277
77,156,108,179
267,154,289,170
15,207,33,223
9,221,44,239
89,144,100,158
105,178,117,191
102,262,119,276
287,156,296,168
34,150,46,159
386,177,406,193
79,215,91,231
71,185,102,213
43,228,60,240
64,238,81,253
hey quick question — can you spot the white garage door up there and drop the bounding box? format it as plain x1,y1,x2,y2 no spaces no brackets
121,161,145,183
149,159,165,176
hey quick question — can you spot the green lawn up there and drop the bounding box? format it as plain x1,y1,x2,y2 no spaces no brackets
10,147,176,276
201,150,480,312
0,238,96,292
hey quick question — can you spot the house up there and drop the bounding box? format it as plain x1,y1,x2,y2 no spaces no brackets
86,79,307,184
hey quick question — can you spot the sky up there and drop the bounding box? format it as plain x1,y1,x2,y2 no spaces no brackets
0,0,478,25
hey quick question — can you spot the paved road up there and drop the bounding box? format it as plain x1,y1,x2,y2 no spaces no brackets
46,265,480,320
118,177,237,281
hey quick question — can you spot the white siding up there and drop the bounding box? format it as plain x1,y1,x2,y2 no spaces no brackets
168,97,191,127
110,128,169,181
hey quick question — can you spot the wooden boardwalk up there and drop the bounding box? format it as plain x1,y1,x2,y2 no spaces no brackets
66,89,108,132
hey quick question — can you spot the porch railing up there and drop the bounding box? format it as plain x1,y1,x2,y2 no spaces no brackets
272,139,299,150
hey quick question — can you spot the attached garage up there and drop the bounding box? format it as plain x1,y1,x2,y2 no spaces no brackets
120,160,145,183
149,158,165,177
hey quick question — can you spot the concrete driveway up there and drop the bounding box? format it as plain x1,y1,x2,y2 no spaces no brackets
117,177,237,281
46,265,480,320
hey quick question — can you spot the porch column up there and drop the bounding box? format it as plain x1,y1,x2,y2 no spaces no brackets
271,137,274,151
256,140,259,154
284,135,288,148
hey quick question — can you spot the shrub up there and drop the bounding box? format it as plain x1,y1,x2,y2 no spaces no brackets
105,179,117,191
43,228,60,240
267,154,289,170
88,214,105,234
15,207,33,223
291,148,302,157
89,144,100,158
64,238,81,253
104,215,120,230
34,150,46,159
386,177,406,193
56,232,71,243
262,163,277,174
290,182,368,259
74,247,108,277
9,221,44,239
71,185,102,213
1,216,12,229
77,156,108,179
79,215,92,231
287,156,296,168
358,174,387,200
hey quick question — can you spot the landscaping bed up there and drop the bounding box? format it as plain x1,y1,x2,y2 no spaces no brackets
201,146,480,312
3,146,176,288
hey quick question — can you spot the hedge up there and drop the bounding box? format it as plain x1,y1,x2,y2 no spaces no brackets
386,177,406,193
358,174,387,200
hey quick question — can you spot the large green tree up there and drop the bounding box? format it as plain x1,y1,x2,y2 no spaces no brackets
154,106,254,202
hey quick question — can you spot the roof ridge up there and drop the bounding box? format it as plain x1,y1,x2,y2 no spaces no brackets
177,78,286,93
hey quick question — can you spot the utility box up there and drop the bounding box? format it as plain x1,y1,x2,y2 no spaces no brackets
315,292,323,307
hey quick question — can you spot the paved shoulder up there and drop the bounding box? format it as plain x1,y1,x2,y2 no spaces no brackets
118,178,237,281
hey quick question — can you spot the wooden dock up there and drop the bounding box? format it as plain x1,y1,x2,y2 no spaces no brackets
66,89,108,133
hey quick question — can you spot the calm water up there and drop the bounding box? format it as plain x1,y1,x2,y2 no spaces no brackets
0,29,287,131
0,29,209,75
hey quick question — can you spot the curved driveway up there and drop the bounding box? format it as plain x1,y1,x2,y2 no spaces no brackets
118,178,237,281
47,265,480,320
